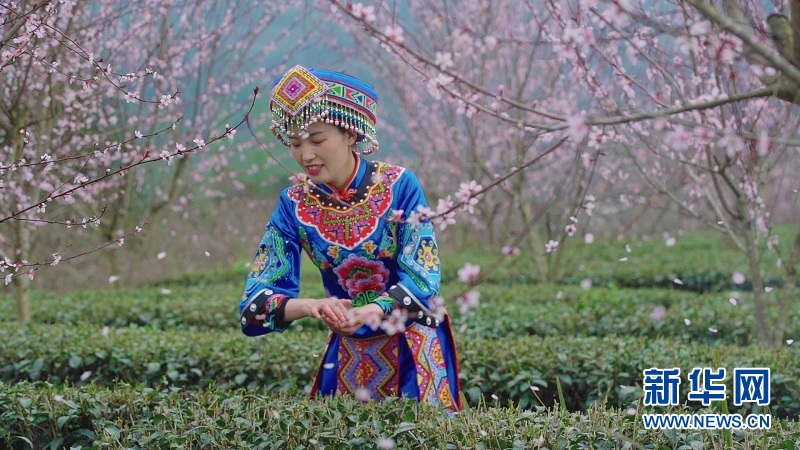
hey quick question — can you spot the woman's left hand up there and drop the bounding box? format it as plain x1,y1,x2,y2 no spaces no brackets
323,303,383,335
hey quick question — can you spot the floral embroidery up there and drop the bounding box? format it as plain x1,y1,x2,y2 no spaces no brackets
362,240,378,256
327,246,340,261
333,254,390,306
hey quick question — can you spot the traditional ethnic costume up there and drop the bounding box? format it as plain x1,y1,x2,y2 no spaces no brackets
238,66,462,412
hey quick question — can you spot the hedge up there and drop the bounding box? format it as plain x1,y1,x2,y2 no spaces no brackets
1,324,798,417
2,382,799,450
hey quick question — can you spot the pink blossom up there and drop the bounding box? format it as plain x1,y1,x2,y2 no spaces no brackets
545,240,559,253
457,262,481,284
565,224,577,236
380,308,408,335
226,124,236,140
433,197,456,230
159,149,173,165
434,51,454,69
351,4,376,23
389,209,405,223
193,137,205,148
501,246,520,258
566,113,588,142
457,290,480,314
584,233,595,244
429,296,447,321
581,278,592,290
288,173,308,185
732,271,746,285
384,24,405,44
667,127,692,152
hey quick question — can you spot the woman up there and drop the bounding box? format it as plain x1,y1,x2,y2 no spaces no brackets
238,65,462,412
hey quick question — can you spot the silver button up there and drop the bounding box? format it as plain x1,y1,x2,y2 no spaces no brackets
435,320,439,326
426,317,432,325
249,303,257,312
403,297,411,305
418,311,424,318
241,317,247,325
264,289,273,296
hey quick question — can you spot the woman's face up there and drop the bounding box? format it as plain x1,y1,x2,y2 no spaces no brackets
288,121,358,190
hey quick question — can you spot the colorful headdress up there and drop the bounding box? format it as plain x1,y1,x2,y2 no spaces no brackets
270,65,379,155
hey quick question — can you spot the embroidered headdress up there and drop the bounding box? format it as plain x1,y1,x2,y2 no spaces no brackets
270,65,380,155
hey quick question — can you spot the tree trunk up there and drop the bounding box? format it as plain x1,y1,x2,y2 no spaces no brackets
774,230,800,346
744,230,774,345
14,219,31,324
522,203,550,283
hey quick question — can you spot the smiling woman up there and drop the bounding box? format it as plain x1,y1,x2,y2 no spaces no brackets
237,65,462,412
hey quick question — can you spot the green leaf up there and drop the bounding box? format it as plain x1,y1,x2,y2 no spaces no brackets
57,415,72,429
68,355,83,368
392,422,416,437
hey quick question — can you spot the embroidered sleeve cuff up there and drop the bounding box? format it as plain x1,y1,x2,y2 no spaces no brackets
240,289,292,333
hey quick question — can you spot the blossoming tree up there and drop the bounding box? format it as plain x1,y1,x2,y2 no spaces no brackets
328,0,800,346
0,1,313,323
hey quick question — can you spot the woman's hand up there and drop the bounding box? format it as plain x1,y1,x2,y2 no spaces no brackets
307,297,352,325
323,303,384,336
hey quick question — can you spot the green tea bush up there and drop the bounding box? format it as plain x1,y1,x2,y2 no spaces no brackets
2,382,799,450
1,324,798,417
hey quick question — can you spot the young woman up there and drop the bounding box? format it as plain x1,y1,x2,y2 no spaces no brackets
238,65,462,412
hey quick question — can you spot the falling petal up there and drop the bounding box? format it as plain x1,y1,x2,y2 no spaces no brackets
619,257,629,262
708,327,718,333
684,318,691,326
625,244,631,253
161,288,172,295
729,297,738,306
650,305,666,321
157,252,167,260
626,407,637,415
377,438,396,450
80,371,92,381
323,363,334,369
787,339,795,346
581,278,592,290
673,278,683,285
356,388,371,402
204,251,211,257
732,271,746,285
765,287,773,293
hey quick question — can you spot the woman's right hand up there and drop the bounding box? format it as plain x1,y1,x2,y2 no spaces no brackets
307,297,352,325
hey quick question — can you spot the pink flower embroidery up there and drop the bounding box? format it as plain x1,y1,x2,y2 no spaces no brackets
334,254,389,300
